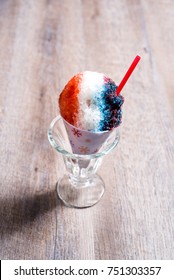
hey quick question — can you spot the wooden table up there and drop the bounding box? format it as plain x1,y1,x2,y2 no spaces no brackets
0,0,174,260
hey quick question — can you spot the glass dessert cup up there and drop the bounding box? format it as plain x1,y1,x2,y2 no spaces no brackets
48,115,120,208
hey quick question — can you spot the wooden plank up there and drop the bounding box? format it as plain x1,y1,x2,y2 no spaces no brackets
0,0,174,259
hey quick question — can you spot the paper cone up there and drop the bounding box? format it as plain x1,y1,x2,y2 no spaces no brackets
62,118,112,155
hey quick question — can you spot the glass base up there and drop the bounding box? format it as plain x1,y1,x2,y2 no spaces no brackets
57,174,105,208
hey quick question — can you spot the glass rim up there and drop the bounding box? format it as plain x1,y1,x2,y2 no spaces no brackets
48,115,120,159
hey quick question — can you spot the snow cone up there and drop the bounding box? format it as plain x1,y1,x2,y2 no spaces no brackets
59,71,124,155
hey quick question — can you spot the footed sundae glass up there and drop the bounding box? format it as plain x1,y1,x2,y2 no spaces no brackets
48,115,120,208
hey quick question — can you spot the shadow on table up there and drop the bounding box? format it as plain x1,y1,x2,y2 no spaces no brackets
0,187,62,237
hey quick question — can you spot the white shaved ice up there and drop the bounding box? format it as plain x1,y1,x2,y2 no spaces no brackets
77,71,104,131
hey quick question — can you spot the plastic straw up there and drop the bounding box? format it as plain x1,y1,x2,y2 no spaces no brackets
116,55,141,95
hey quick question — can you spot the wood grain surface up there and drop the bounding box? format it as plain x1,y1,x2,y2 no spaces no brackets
0,0,174,259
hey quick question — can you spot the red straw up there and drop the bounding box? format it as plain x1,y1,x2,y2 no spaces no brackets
116,55,141,95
